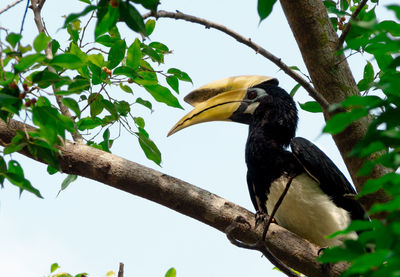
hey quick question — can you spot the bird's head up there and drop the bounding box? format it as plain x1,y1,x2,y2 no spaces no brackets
168,75,298,144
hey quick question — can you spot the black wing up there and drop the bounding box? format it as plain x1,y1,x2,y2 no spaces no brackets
290,137,367,220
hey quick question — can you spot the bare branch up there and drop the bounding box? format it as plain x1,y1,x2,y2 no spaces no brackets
0,0,24,15
0,118,349,277
337,0,369,50
30,0,82,142
143,10,330,109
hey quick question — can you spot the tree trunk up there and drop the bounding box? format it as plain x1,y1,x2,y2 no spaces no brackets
279,0,390,212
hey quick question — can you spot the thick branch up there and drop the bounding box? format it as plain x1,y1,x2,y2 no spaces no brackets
144,10,329,109
0,118,347,277
279,0,390,212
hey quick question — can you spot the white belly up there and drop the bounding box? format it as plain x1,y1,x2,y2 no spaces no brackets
266,173,357,247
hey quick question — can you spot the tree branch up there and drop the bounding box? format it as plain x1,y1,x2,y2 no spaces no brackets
337,0,369,50
30,0,82,142
0,0,24,15
0,118,348,277
143,10,329,109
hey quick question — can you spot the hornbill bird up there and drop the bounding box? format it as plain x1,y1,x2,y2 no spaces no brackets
168,75,367,247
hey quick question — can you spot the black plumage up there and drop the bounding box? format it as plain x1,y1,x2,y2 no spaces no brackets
242,81,365,217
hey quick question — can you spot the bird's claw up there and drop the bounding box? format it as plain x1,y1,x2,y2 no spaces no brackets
317,247,327,256
255,211,268,226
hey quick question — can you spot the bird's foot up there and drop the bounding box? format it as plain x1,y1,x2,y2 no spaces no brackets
255,211,276,227
255,211,267,227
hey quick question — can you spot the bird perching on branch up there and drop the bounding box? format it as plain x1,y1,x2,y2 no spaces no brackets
168,76,366,247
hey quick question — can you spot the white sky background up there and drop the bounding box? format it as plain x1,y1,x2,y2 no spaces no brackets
0,1,395,276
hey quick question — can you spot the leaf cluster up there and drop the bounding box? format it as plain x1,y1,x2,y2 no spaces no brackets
318,2,400,276
0,0,192,196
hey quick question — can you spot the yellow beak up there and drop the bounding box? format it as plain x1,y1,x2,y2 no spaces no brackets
167,75,276,136
167,89,247,136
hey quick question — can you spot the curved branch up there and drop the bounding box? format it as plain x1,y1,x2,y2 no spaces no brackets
144,10,329,109
0,118,347,277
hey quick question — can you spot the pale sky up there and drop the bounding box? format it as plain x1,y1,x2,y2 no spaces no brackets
0,1,393,276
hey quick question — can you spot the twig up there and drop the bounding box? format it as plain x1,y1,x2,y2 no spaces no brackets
30,0,83,142
143,10,330,109
79,9,96,48
0,0,24,15
226,218,299,277
336,0,369,50
117,262,124,277
262,176,294,241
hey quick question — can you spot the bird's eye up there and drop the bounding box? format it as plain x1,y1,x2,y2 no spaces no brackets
247,90,257,100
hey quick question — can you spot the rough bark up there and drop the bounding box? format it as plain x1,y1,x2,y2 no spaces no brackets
279,0,390,212
0,118,347,277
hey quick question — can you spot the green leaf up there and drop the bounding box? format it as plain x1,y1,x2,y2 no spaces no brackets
77,116,102,131
102,99,119,119
319,240,365,263
95,3,119,38
134,117,145,128
63,5,97,28
165,267,176,277
113,66,137,79
149,41,169,52
96,35,119,47
144,85,182,109
136,97,152,110
116,100,130,116
89,93,104,118
290,83,301,97
129,0,159,12
51,39,61,55
14,53,45,72
387,5,400,19
167,68,192,83
32,69,61,88
47,165,59,175
363,61,374,83
50,263,60,273
69,42,88,63
62,98,81,118
344,250,389,276
50,54,85,69
6,33,22,48
33,32,51,52
145,19,156,36
166,75,179,94
119,2,147,35
324,108,368,134
126,39,141,70
257,0,278,22
370,196,400,214
58,174,78,195
341,95,382,109
299,101,322,113
108,39,127,69
136,129,161,165
120,83,133,93
7,160,43,198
